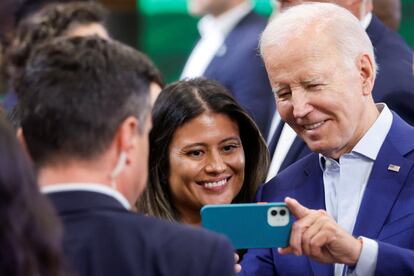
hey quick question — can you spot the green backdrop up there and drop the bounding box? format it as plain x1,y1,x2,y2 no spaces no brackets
137,0,414,83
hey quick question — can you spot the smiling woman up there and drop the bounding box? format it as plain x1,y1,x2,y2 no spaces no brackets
137,78,269,226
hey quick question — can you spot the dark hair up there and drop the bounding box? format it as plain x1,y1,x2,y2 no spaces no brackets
0,116,66,276
4,1,107,88
138,78,269,221
14,0,94,27
17,36,163,167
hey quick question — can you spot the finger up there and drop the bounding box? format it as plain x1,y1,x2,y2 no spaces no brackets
285,197,310,219
308,230,333,262
234,264,242,273
302,213,330,256
278,246,294,255
289,209,321,256
234,253,239,263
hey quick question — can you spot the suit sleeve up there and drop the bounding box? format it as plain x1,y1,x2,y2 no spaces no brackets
205,235,236,276
374,241,414,275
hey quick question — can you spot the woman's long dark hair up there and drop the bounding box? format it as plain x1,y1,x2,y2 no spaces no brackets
138,78,269,222
0,116,66,276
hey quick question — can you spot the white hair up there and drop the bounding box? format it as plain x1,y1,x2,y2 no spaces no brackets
260,2,377,75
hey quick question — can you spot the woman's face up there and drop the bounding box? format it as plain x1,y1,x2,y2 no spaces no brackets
168,112,245,224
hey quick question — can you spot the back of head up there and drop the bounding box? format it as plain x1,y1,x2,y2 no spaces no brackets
5,1,108,88
261,2,377,73
0,116,65,276
14,0,93,26
139,78,268,221
17,36,162,167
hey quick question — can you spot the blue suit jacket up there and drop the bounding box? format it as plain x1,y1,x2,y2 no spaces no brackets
203,11,275,137
48,191,235,276
270,15,414,172
240,113,414,275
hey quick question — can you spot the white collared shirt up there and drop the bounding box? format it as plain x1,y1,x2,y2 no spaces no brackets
361,12,373,30
41,183,131,210
319,103,392,276
181,1,252,79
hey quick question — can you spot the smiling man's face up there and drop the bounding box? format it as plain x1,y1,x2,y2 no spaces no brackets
263,34,373,159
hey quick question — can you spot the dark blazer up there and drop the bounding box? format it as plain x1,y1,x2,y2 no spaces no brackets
269,15,414,172
203,11,275,137
241,113,414,275
48,191,235,276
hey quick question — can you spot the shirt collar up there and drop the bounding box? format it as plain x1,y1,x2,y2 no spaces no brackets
360,12,372,30
41,183,131,210
198,2,252,39
319,103,392,170
352,103,392,160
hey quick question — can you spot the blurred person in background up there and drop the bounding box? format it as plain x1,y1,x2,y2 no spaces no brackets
373,0,401,31
0,115,67,276
266,0,414,180
17,36,235,276
181,0,275,138
2,1,108,113
138,78,269,226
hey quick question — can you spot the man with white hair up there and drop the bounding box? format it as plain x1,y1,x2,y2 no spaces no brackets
240,3,414,275
266,0,414,180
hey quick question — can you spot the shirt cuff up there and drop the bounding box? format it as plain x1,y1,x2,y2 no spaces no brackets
347,237,378,276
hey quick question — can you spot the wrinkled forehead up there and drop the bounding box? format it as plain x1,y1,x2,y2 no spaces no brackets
262,36,345,84
262,28,334,62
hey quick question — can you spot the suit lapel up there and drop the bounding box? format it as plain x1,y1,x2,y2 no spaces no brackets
294,156,326,210
204,11,255,77
293,157,334,275
353,136,414,238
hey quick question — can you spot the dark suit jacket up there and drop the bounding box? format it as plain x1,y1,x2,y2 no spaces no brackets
203,11,275,137
270,15,414,172
241,113,414,275
48,191,235,276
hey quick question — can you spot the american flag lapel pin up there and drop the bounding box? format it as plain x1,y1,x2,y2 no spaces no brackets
388,164,401,172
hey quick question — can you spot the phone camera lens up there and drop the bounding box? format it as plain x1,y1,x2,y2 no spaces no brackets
271,210,278,216
279,209,287,216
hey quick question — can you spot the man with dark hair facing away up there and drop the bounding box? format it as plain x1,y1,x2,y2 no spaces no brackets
17,36,235,276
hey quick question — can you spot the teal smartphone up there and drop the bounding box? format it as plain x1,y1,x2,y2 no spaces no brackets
201,203,292,249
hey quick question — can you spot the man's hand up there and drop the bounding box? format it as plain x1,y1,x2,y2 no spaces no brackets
279,197,363,266
234,253,241,273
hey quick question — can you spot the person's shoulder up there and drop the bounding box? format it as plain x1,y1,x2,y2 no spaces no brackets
97,211,232,251
235,11,267,33
71,210,234,270
141,215,231,248
131,215,235,276
368,16,412,62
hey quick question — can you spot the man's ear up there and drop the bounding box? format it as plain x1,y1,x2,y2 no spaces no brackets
116,116,140,159
358,53,375,96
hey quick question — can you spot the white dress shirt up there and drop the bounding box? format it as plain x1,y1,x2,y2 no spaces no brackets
319,103,392,276
41,183,131,210
181,2,252,79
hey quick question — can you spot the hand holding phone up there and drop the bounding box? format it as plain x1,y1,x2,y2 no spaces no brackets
201,203,292,249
